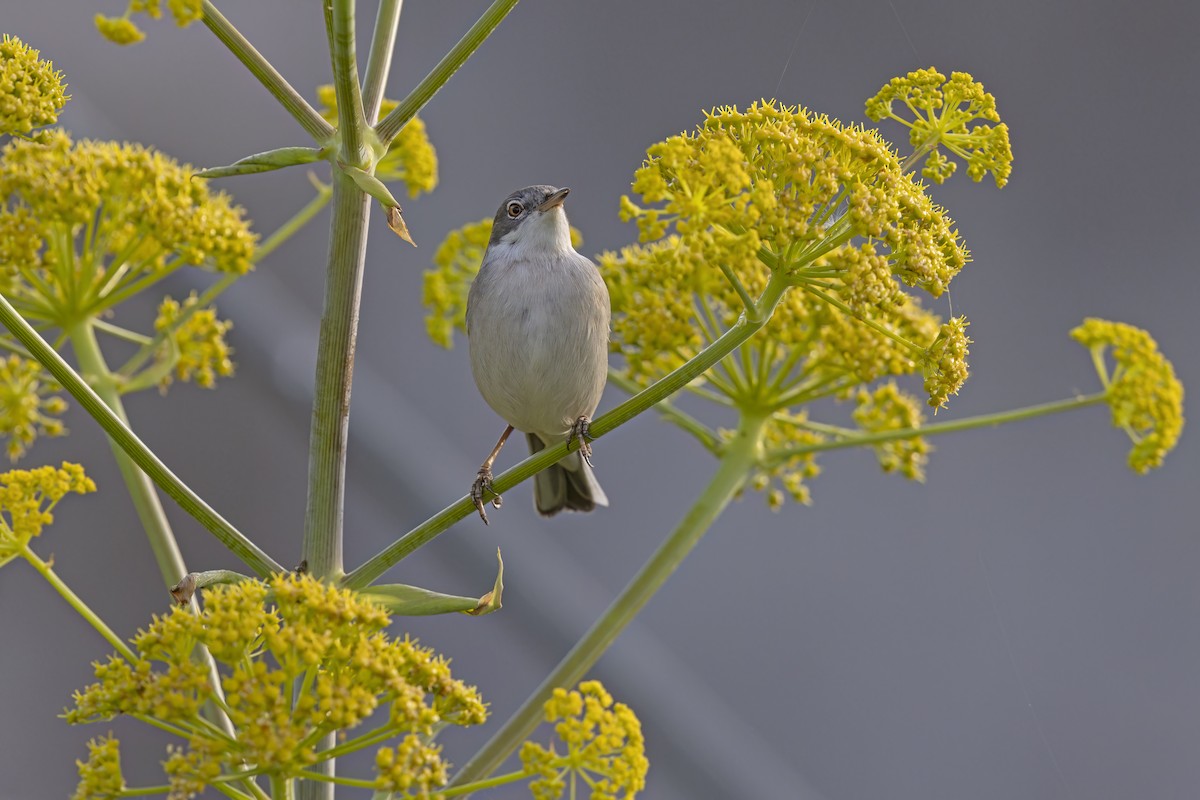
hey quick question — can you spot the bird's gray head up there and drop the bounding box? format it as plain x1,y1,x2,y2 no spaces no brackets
489,185,573,253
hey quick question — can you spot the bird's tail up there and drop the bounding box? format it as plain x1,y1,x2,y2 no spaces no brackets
527,433,609,516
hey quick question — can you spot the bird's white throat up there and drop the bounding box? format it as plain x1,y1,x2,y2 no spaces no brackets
499,206,574,257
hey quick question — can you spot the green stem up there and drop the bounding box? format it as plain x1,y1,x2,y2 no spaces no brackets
20,545,137,662
270,774,294,800
607,369,719,453
0,296,283,576
449,410,770,788
802,284,923,355
765,393,1109,463
65,321,243,739
342,272,791,590
303,173,371,582
327,0,367,161
438,770,528,797
375,0,522,146
67,321,191,585
362,0,404,124
201,0,334,142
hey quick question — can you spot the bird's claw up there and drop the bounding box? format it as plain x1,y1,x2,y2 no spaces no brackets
471,466,502,524
567,415,595,467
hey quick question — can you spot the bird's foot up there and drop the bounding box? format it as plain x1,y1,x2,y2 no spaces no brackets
471,466,502,524
567,415,595,467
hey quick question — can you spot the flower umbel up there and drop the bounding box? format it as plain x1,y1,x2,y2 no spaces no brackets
520,681,648,800
66,572,486,795
1071,318,1184,473
153,294,235,390
865,67,1013,187
0,131,256,329
72,735,124,800
0,35,69,136
0,355,68,461
0,462,94,559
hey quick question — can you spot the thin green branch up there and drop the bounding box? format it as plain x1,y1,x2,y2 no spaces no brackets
201,0,334,142
0,297,283,577
449,410,770,788
20,546,138,661
375,0,521,146
764,393,1109,464
802,284,924,354
362,0,404,124
342,271,791,590
607,368,719,453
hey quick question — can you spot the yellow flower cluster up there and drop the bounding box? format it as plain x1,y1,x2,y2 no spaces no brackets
0,131,255,325
68,573,486,796
375,734,448,795
865,68,1013,187
853,382,930,480
95,0,203,45
0,462,94,558
1071,318,1184,473
317,85,439,197
0,355,68,461
423,218,584,349
71,735,124,800
0,35,69,136
919,316,971,409
620,100,968,299
154,294,235,390
521,681,648,800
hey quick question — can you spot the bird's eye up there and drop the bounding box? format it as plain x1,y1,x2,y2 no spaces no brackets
506,201,524,218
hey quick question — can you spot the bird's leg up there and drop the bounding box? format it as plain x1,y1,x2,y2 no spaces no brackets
472,425,513,524
566,415,594,467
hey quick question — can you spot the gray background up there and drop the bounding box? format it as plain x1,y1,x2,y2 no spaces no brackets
1,1,1197,798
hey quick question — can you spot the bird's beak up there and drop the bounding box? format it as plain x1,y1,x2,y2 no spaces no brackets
537,187,570,211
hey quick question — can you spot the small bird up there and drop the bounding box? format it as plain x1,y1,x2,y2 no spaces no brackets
466,185,611,523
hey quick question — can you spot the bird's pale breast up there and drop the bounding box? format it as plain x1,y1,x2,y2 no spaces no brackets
467,249,609,440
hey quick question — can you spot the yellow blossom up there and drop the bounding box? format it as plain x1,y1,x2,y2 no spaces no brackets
67,572,486,793
0,462,95,559
95,0,203,45
0,35,69,135
521,680,648,800
375,735,449,795
1071,318,1184,473
920,316,971,409
0,354,68,461
317,85,439,197
0,131,255,329
865,67,1013,187
154,294,235,390
72,735,124,800
853,382,930,480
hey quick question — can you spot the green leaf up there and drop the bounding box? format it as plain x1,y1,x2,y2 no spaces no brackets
195,146,326,179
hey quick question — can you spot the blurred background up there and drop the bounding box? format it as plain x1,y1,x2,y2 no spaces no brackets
2,1,1198,798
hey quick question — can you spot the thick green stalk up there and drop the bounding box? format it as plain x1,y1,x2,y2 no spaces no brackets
301,173,370,582
67,321,193,584
0,295,284,576
327,0,367,161
20,545,137,662
766,393,1109,463
362,0,404,124
201,0,334,142
449,410,770,788
342,273,790,590
374,0,521,146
